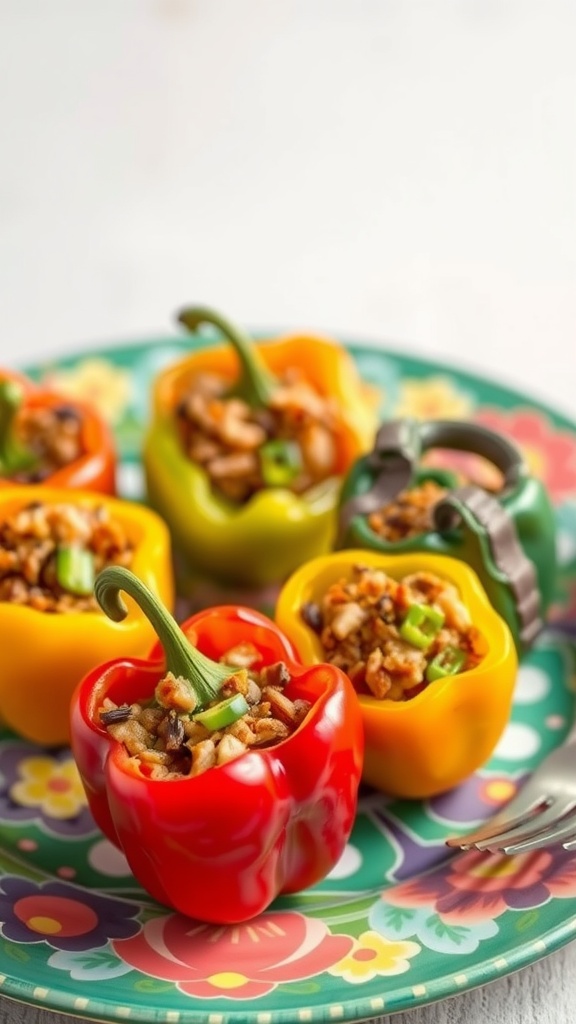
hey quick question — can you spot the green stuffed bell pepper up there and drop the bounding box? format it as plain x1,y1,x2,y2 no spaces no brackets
143,307,379,588
337,418,557,652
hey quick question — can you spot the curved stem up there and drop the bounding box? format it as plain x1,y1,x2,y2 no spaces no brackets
0,380,37,476
177,305,276,408
95,566,234,707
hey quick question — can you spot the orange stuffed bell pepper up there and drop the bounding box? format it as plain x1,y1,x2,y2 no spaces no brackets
276,549,517,799
0,485,173,746
143,306,379,587
0,368,116,493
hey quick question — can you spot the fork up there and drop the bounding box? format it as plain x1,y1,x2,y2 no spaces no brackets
445,724,576,855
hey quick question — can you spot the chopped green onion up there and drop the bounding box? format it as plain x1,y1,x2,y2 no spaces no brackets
260,439,302,487
426,646,467,682
0,379,38,477
193,693,249,730
399,602,445,649
56,546,95,596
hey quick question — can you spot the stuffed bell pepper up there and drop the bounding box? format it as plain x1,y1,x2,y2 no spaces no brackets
0,368,116,493
0,486,173,746
143,306,379,587
337,418,557,652
70,566,364,923
276,549,517,799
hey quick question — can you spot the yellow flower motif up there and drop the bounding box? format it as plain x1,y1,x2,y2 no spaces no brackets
329,930,421,982
395,376,473,421
10,756,87,820
45,358,132,425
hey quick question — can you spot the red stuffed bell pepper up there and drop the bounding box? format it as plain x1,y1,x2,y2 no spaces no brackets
0,368,116,493
70,566,364,924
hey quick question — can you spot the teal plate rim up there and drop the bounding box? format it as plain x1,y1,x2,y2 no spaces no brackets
0,331,570,1023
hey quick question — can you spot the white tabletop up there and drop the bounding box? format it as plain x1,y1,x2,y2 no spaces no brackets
0,2,575,1022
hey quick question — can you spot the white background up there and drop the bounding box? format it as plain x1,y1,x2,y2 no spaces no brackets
0,3,575,1023
0,1,574,414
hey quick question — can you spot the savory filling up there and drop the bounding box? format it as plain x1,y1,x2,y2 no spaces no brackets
301,565,484,701
100,641,312,779
367,480,448,542
175,369,340,502
10,404,85,483
0,501,134,612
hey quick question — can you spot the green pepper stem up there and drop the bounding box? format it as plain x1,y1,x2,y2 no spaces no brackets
94,566,234,707
0,379,37,476
177,305,277,408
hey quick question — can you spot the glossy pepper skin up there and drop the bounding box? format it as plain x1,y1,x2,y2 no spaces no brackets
337,419,557,653
0,486,174,746
70,577,364,924
0,368,116,494
143,306,379,587
276,549,517,800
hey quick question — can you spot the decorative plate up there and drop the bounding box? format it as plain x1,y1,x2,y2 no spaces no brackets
0,336,574,1024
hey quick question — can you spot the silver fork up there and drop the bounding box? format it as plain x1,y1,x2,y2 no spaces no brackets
445,724,576,855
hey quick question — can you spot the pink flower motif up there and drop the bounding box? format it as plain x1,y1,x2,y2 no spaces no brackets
386,848,576,924
474,408,576,502
113,910,353,1000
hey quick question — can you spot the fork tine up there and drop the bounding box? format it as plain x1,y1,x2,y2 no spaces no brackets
500,806,576,855
445,796,547,850
469,799,576,851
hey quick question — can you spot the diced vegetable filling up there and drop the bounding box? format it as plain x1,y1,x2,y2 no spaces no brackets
0,502,134,611
301,565,484,701
10,405,85,482
99,640,312,779
175,368,340,502
367,480,448,541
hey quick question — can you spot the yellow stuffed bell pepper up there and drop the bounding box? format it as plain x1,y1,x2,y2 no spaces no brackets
143,306,379,588
275,549,517,799
0,485,174,746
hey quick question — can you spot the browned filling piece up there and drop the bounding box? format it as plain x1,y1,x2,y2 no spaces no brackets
301,565,484,701
367,480,448,542
0,502,134,612
10,405,85,483
175,368,340,502
100,641,312,779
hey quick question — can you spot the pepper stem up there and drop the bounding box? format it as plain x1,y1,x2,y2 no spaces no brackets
177,305,277,408
0,380,37,476
94,566,235,708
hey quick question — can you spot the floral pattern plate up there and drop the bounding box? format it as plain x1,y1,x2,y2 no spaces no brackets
0,336,575,1023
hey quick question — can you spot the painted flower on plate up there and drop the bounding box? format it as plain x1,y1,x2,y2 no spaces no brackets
329,930,420,982
393,376,474,421
386,847,576,923
474,408,576,502
0,877,140,950
369,901,499,956
48,946,133,981
113,910,354,1000
9,755,87,820
44,358,133,425
420,448,504,491
429,772,519,828
0,744,95,836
